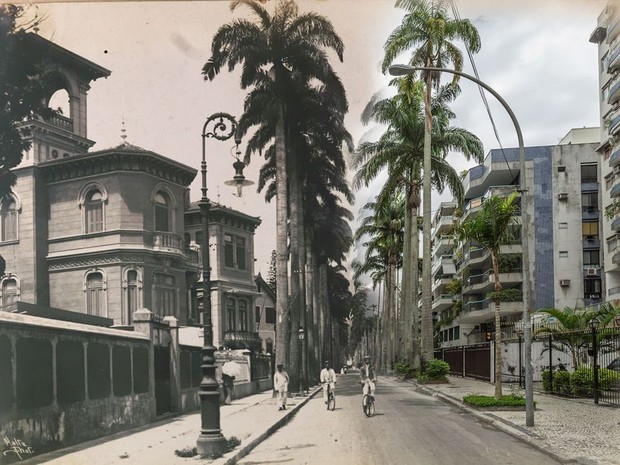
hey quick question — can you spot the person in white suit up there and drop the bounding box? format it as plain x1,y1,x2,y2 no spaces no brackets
320,360,337,404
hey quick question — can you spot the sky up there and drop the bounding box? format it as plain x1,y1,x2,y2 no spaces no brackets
31,0,609,279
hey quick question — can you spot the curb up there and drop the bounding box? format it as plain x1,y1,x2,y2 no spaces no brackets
398,378,586,465
211,386,322,465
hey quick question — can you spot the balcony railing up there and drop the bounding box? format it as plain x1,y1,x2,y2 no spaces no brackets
48,114,74,132
153,232,184,253
608,74,620,105
609,42,620,72
224,331,262,350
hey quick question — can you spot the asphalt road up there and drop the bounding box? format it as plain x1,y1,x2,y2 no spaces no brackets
237,372,562,465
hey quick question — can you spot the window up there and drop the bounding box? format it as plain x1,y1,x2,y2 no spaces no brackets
265,338,273,354
559,251,569,258
154,273,176,316
154,192,171,232
0,197,17,242
85,190,104,233
580,164,597,183
195,231,203,246
584,279,602,295
224,233,247,270
239,299,248,332
1,278,18,306
581,193,598,210
125,270,139,322
85,272,105,316
265,307,276,324
583,250,600,266
558,222,568,230
227,298,236,331
582,221,599,239
255,306,261,323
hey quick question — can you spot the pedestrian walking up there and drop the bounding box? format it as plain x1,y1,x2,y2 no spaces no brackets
273,364,289,411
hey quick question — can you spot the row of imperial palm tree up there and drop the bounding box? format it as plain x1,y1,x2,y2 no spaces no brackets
353,74,483,370
204,0,354,388
381,0,482,364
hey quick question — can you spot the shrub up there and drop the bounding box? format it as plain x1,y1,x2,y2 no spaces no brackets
541,369,551,392
571,367,594,396
463,394,526,407
394,362,416,379
423,359,450,380
553,370,571,395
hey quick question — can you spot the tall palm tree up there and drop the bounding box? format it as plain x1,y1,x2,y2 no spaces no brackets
455,192,519,399
354,197,405,370
204,0,346,377
354,78,482,367
382,0,481,362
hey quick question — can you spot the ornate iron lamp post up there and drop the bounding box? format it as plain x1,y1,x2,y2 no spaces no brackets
588,318,600,404
298,326,306,394
196,112,252,456
515,322,524,388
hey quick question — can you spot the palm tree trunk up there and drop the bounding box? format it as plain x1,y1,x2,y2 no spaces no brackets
305,234,316,384
275,102,289,369
402,195,413,365
492,252,503,400
421,71,434,363
288,148,301,393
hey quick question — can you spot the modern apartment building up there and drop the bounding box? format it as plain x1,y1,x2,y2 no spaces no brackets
435,128,602,348
590,1,620,307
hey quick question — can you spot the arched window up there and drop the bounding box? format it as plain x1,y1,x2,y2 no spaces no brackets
125,270,138,322
0,197,17,242
1,277,18,307
48,88,70,117
85,271,106,316
154,192,171,232
85,189,104,233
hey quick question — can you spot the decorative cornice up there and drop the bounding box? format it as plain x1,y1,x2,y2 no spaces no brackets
40,151,197,187
185,202,261,232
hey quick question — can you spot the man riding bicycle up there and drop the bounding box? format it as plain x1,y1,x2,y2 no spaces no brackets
320,360,337,404
360,355,376,398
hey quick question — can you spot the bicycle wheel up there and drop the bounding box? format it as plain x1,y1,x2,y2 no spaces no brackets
362,395,371,417
328,392,335,411
367,397,375,417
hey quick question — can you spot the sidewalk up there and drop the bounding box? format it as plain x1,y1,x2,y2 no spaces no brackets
403,375,620,465
19,386,322,465
18,377,620,465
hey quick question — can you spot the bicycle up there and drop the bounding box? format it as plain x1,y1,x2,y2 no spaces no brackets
361,380,375,417
326,383,335,411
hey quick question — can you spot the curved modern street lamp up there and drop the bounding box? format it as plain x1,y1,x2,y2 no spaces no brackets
196,112,252,455
389,64,535,426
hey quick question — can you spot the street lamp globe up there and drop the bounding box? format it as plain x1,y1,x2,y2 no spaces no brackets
298,326,305,341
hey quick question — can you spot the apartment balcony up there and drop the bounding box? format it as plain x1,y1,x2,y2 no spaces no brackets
460,299,522,325
433,235,454,257
432,276,453,293
611,180,620,198
609,42,620,72
463,269,522,294
613,216,620,232
608,74,620,105
432,215,455,237
464,247,488,267
610,145,620,167
432,255,456,276
608,110,620,136
185,246,201,267
432,294,457,312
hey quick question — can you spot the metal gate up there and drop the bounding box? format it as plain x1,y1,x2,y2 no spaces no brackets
436,343,491,381
154,344,171,415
